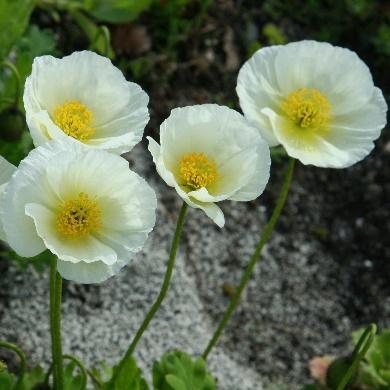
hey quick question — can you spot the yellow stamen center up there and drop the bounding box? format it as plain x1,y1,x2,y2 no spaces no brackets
179,152,217,190
282,88,331,130
53,100,95,141
56,192,101,239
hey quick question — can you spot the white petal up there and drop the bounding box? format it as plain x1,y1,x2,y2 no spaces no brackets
2,140,157,270
194,200,225,228
229,139,271,201
57,255,133,284
0,156,17,241
237,40,386,159
1,144,61,256
0,155,16,185
23,51,149,153
271,87,387,168
25,203,118,265
150,104,271,225
147,136,177,187
237,45,282,146
173,184,225,227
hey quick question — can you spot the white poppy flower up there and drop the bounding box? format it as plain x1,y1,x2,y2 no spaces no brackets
23,51,149,155
237,40,388,168
0,156,16,241
148,104,271,227
1,141,157,283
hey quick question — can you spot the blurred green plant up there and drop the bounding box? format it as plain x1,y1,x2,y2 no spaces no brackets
304,324,387,390
0,249,53,273
100,357,149,390
153,351,216,390
0,0,36,59
351,328,390,388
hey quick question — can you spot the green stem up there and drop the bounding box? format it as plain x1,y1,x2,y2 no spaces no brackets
202,158,295,360
0,341,27,386
63,355,87,390
50,258,64,390
86,368,103,388
1,61,22,107
92,25,111,57
110,202,188,386
336,323,377,390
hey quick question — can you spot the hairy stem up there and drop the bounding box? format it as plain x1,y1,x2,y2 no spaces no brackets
50,258,64,390
202,158,295,359
110,202,188,386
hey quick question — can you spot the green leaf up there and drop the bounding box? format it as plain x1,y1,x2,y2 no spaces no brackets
326,356,355,389
153,351,216,390
70,11,114,58
353,328,390,386
85,0,153,23
0,24,56,113
1,249,53,273
103,357,149,390
0,370,16,390
0,0,36,59
63,361,84,390
21,365,46,389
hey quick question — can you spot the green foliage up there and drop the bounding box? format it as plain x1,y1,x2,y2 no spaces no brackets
85,0,153,23
352,328,390,388
262,23,287,45
150,0,211,54
22,366,46,389
373,24,390,56
0,249,53,273
270,146,288,164
102,357,149,390
0,369,15,390
70,11,115,58
0,0,36,59
153,351,216,390
326,356,355,389
63,361,86,390
0,365,46,390
0,24,55,166
0,24,56,113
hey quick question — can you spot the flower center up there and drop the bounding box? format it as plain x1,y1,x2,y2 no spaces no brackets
282,88,331,130
53,100,95,141
179,152,217,190
56,192,101,239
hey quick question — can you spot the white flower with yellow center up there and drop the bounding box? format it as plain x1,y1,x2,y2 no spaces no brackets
237,40,388,168
23,51,149,154
0,156,16,241
1,141,157,283
148,104,271,227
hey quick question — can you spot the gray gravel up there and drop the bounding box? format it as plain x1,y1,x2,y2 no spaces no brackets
0,138,389,389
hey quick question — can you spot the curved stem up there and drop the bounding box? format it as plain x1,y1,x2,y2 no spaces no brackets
202,158,295,359
1,61,22,107
86,368,103,388
43,362,53,388
336,323,377,390
63,354,88,390
0,341,27,386
92,26,111,57
50,258,64,390
109,202,188,386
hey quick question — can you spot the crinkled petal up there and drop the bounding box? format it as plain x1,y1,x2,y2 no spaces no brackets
237,45,282,146
0,156,17,241
25,203,118,265
1,144,61,256
23,51,149,153
57,255,133,284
